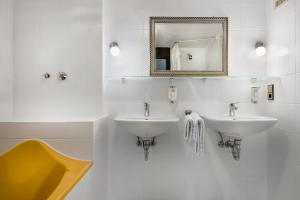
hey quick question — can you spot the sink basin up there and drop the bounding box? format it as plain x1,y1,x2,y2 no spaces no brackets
202,115,278,138
114,114,179,138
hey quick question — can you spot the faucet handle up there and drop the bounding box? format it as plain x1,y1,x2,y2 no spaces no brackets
230,102,240,106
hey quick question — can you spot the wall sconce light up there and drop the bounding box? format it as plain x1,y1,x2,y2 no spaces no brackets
255,42,266,57
109,42,120,56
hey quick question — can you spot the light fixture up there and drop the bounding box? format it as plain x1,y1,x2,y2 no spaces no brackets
109,42,120,56
255,42,266,57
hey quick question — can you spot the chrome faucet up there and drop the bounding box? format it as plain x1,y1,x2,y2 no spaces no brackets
229,102,239,117
144,102,150,117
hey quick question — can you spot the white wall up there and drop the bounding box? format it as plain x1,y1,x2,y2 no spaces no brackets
265,0,300,199
13,0,103,119
66,117,108,200
104,0,266,77
0,0,13,120
105,78,268,200
104,0,269,200
0,1,105,199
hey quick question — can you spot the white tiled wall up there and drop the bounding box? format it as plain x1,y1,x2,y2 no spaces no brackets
0,0,106,199
12,0,103,119
103,0,267,77
0,0,13,120
104,0,269,200
104,78,268,200
66,117,109,200
265,0,300,199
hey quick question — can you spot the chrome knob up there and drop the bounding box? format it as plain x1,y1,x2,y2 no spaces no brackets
59,72,68,81
43,73,51,79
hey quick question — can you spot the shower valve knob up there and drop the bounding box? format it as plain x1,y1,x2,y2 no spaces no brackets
59,72,68,81
43,73,51,79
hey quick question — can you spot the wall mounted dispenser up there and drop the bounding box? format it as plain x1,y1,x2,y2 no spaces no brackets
251,87,260,104
268,84,274,100
168,78,177,103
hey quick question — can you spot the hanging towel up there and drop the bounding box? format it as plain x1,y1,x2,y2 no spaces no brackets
184,114,194,144
191,113,205,155
171,43,181,70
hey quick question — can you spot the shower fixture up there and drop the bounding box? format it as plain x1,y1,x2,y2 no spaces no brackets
43,73,51,79
59,72,68,81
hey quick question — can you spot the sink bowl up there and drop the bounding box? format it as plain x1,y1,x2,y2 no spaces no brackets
114,114,179,138
202,115,278,138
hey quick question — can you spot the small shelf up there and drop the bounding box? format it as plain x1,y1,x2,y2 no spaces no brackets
104,75,280,81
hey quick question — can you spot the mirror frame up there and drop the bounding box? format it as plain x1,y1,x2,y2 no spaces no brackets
150,17,228,76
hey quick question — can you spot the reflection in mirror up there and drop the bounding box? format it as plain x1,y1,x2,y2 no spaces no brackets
150,17,228,76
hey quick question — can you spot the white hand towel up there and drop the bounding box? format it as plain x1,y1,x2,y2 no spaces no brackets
191,113,205,155
184,114,194,144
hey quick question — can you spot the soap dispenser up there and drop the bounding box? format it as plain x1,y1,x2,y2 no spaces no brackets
251,87,260,104
251,78,260,104
168,78,177,103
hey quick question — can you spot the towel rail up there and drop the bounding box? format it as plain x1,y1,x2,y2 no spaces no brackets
184,110,192,115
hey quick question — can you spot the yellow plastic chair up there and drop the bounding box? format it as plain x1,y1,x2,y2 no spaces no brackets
0,139,92,200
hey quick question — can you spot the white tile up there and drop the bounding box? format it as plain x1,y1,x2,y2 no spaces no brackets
296,105,300,134
13,0,103,118
219,4,242,30
104,29,147,76
45,139,93,160
276,75,296,104
265,103,296,134
296,74,300,103
242,0,266,6
241,5,266,30
267,0,296,76
104,0,145,30
0,122,94,139
287,133,300,165
265,129,300,200
297,11,300,73
267,162,300,200
228,30,267,76
228,31,243,76
239,30,267,76
0,138,93,160
0,0,13,119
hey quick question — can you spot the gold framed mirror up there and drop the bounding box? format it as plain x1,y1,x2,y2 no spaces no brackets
150,17,228,76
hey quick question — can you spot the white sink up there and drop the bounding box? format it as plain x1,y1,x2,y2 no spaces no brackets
202,114,278,138
114,114,179,138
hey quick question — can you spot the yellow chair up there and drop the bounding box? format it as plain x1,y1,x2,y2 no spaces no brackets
0,139,92,200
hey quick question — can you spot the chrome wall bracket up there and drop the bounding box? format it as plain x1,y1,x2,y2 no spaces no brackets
217,132,242,161
136,137,156,161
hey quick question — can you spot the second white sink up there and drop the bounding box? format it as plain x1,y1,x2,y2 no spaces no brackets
114,114,179,138
202,114,278,138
